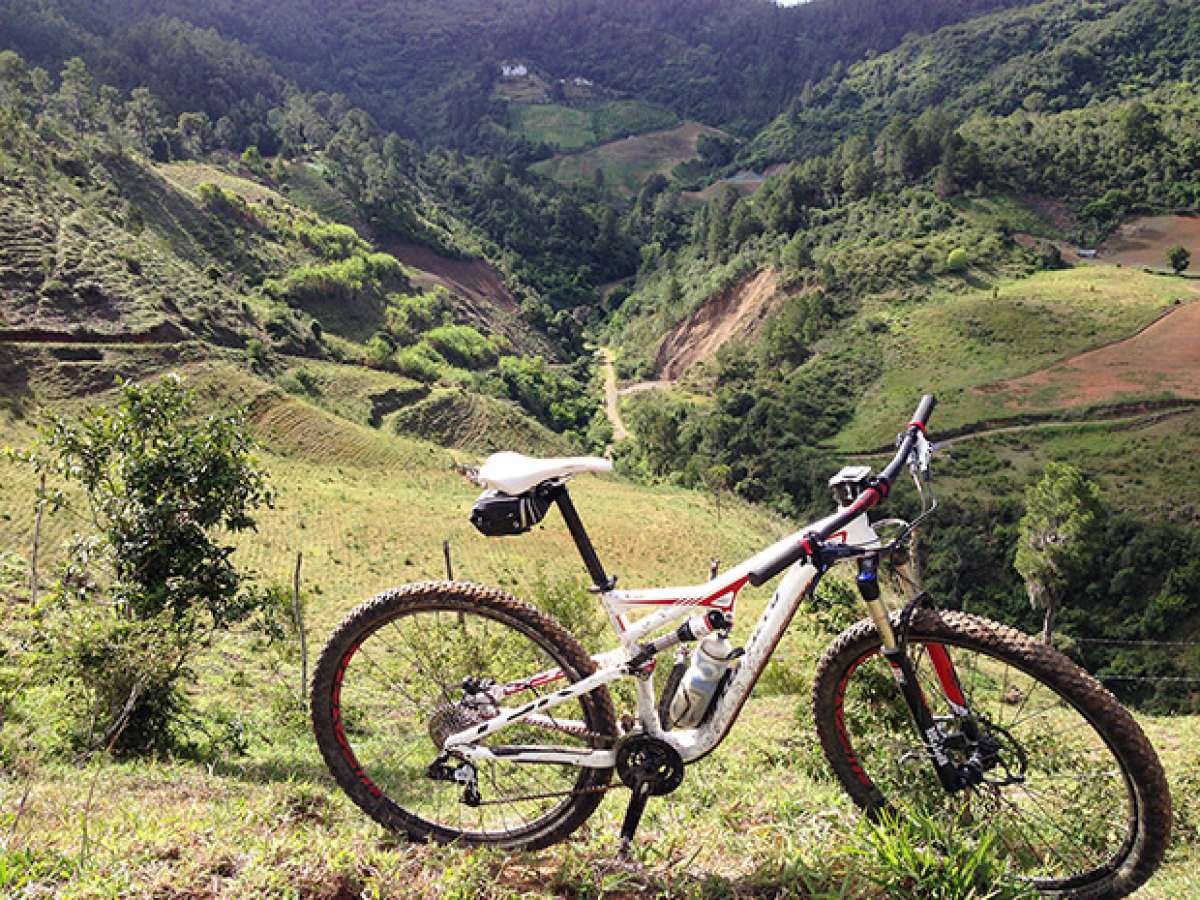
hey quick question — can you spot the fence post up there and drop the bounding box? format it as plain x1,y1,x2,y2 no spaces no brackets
443,539,454,581
28,474,45,607
292,551,308,704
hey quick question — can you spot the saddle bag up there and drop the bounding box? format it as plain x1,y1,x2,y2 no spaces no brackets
470,485,554,537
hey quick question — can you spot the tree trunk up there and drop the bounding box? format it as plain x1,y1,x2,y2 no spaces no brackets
1041,601,1057,645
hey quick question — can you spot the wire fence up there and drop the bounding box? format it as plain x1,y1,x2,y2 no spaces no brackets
1071,636,1200,688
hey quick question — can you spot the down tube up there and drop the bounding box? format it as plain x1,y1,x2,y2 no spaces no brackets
678,562,819,762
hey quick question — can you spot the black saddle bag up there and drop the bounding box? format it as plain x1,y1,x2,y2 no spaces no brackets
470,484,555,536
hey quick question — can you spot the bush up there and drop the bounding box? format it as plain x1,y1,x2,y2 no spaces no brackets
496,355,597,432
12,377,273,754
278,367,320,397
280,252,404,305
196,182,249,220
240,145,264,173
945,247,969,272
244,337,269,367
423,324,498,369
384,288,453,343
364,332,396,369
294,222,364,260
393,343,447,382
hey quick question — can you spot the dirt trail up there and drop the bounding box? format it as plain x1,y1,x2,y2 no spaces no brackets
840,406,1198,459
654,268,780,380
984,296,1200,407
598,349,628,442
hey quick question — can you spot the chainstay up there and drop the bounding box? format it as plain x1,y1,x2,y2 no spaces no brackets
473,781,618,806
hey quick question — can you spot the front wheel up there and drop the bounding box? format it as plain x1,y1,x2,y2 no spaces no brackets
812,609,1170,899
311,581,618,850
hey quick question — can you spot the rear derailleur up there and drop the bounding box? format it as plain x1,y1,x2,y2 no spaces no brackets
427,752,481,807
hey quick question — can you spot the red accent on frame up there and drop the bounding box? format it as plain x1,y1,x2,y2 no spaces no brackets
500,667,566,697
623,574,749,612
927,643,967,707
827,530,849,545
908,421,926,433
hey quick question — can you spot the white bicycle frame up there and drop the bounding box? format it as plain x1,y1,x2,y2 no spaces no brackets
443,506,883,769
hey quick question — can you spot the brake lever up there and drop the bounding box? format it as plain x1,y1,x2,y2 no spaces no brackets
908,431,933,482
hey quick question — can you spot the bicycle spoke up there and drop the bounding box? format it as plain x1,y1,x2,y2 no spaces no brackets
829,630,1144,889
325,595,612,841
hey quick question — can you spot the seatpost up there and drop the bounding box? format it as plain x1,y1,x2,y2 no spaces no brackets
553,486,613,590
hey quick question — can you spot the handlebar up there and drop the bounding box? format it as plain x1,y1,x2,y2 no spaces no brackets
746,394,936,587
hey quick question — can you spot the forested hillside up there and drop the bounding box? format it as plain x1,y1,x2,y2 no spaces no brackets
599,0,1200,705
745,0,1200,165
0,0,1036,144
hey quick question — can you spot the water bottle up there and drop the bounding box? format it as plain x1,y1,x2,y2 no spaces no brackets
667,633,740,728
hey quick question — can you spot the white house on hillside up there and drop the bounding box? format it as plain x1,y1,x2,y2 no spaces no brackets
501,63,529,78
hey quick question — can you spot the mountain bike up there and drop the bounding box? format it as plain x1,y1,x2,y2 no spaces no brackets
312,395,1171,898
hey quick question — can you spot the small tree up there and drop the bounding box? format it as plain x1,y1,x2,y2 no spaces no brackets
1014,463,1104,644
1166,244,1191,275
702,464,733,523
945,247,969,273
17,376,273,752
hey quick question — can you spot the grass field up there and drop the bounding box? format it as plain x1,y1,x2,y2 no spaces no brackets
831,265,1196,449
531,122,727,196
929,409,1200,524
508,101,678,152
952,195,1066,241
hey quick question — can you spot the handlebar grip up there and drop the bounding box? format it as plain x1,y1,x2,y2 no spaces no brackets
747,536,814,588
912,396,940,432
911,394,937,429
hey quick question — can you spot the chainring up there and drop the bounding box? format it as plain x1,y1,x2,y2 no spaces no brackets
615,735,685,796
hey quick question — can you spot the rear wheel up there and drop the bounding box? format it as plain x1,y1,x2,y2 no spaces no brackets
311,581,618,850
812,609,1171,899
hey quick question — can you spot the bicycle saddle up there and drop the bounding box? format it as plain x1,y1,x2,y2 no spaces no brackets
476,451,612,495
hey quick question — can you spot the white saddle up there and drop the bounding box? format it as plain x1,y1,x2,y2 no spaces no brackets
476,451,612,495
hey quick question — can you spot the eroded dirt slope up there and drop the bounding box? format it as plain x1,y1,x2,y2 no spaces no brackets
383,241,549,353
653,269,780,380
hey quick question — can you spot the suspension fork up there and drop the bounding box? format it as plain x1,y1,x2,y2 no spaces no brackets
856,553,974,792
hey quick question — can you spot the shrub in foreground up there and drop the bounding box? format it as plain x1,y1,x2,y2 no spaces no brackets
11,376,274,754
